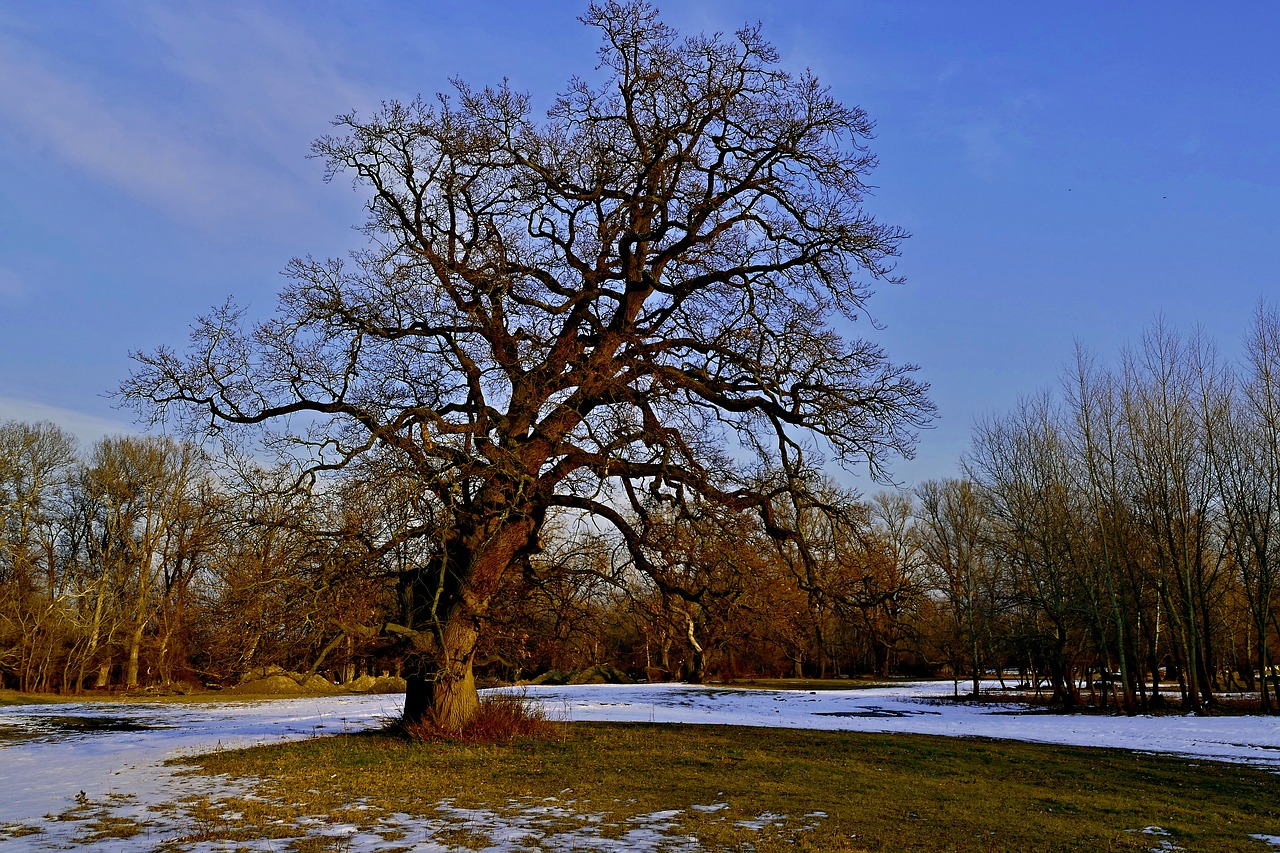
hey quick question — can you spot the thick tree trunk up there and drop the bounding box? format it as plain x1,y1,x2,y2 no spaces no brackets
400,513,534,731
403,618,482,730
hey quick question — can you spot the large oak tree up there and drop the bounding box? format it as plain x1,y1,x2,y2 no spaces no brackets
124,1,932,729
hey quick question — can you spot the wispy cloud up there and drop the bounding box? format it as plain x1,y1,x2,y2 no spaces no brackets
0,6,373,228
0,41,251,222
144,5,372,152
0,396,137,447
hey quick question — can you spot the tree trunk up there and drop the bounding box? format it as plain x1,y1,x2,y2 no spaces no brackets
125,621,145,689
971,636,981,698
684,612,704,685
1259,617,1273,714
404,616,480,730
400,514,533,731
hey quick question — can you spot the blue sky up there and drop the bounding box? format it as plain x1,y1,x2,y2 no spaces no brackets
1,2,1277,487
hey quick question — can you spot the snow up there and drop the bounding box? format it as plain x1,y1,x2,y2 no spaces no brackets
1,681,1278,850
0,694,399,849
506,680,1280,767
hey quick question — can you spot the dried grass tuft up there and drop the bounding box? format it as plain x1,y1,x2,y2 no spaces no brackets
403,692,561,745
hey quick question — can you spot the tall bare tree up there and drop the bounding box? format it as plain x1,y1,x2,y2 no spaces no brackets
1121,324,1223,710
1211,305,1280,711
915,478,1001,697
1064,346,1139,713
969,397,1092,706
123,2,931,728
0,421,78,691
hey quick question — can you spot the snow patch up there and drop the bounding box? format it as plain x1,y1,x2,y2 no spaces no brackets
735,811,787,830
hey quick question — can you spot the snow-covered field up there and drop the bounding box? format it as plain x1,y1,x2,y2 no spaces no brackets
1,681,1278,851
507,680,1280,765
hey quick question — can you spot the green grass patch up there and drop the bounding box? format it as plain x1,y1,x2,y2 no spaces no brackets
176,723,1280,852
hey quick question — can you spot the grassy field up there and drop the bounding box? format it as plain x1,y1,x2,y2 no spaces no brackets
172,722,1280,852
8,684,1280,850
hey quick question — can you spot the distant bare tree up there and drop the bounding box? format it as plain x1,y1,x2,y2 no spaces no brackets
1210,305,1280,712
76,436,207,689
915,478,1001,697
0,421,78,691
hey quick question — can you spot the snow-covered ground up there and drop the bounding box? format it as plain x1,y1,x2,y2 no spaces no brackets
508,680,1280,766
0,693,401,831
1,681,1278,851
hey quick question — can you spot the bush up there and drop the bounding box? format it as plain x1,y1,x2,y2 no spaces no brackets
402,692,561,745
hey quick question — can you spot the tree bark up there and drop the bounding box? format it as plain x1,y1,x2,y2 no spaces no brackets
404,615,481,730
125,621,145,689
401,514,534,730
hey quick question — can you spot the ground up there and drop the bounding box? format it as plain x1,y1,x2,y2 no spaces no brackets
1,681,1278,851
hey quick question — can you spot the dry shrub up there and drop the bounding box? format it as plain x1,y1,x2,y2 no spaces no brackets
403,692,561,745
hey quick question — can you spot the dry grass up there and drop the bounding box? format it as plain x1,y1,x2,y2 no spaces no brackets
174,722,1280,852
402,691,563,745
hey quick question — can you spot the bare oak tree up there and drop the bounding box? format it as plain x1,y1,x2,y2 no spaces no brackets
123,2,932,729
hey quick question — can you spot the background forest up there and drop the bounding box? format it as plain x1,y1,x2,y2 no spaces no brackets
2,312,1279,713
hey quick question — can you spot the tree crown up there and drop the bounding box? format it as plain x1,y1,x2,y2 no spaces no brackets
124,1,932,558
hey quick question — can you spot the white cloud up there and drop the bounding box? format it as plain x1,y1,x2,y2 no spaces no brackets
0,396,137,447
144,4,372,152
0,9,367,228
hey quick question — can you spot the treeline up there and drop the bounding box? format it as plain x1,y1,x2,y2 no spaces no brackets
938,310,1280,713
3,311,1279,712
0,429,391,693
0,424,935,693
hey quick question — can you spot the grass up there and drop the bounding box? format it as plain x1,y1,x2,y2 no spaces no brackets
171,722,1280,852
402,691,562,744
9,683,1280,849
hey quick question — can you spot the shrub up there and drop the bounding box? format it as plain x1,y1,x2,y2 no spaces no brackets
402,691,561,745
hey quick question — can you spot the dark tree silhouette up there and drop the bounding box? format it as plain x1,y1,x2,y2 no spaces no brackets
123,1,932,729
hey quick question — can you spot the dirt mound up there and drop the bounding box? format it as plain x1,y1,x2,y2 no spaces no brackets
227,673,340,695
569,663,633,685
526,665,632,686
237,665,287,684
529,669,571,685
346,674,406,694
